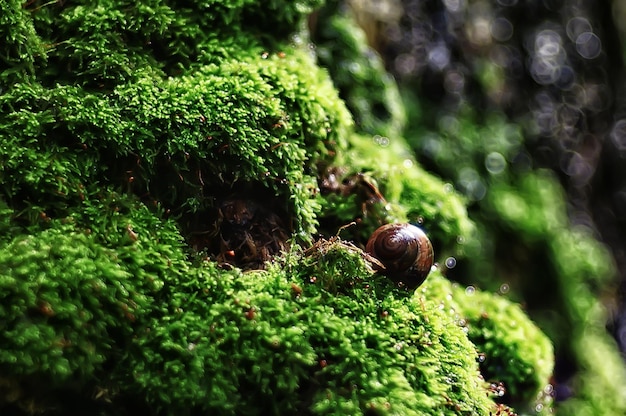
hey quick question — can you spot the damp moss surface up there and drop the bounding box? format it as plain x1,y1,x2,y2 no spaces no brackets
1,1,556,415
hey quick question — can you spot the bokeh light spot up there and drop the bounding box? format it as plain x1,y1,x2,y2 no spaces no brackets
575,32,602,59
491,17,514,42
566,17,592,42
610,119,626,152
485,152,507,174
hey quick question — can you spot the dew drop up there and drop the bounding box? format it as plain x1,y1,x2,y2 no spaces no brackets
373,135,390,147
291,34,302,46
499,283,510,294
445,257,457,269
465,286,476,295
477,353,486,363
261,51,269,59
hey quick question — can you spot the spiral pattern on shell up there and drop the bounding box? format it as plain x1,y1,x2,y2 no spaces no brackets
365,223,434,289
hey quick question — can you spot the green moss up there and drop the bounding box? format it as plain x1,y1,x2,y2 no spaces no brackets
19,0,323,87
126,239,495,415
0,0,45,84
313,1,406,139
335,133,475,254
418,273,554,414
1,206,497,414
454,286,554,412
1,47,352,239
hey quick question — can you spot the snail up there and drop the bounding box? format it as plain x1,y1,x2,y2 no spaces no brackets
365,223,434,289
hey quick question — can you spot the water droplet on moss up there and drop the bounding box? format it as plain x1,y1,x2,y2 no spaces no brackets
499,283,510,294
465,285,476,295
445,257,457,269
373,135,389,147
291,34,302,45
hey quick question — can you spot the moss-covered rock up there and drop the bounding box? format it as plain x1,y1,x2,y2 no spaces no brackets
0,0,556,414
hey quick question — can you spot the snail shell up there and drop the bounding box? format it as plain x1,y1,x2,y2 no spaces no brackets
365,223,434,289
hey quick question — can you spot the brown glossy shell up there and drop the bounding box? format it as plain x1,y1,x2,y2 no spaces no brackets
365,223,434,289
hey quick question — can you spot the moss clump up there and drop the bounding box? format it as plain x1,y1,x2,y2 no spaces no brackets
6,0,323,87
419,273,555,414
312,0,406,139
453,285,554,413
1,205,496,415
0,0,45,83
1,48,352,244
